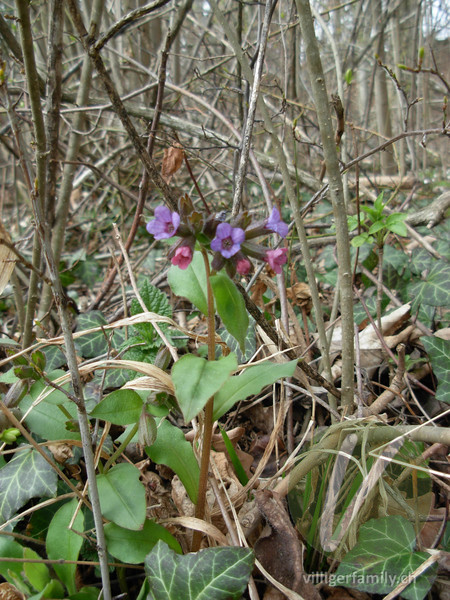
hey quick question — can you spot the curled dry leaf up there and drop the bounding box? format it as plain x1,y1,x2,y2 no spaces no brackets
161,144,184,183
0,220,16,295
286,282,312,312
0,583,25,600
254,489,321,600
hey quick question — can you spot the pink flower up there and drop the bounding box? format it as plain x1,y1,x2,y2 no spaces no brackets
266,208,289,238
147,205,180,240
171,245,193,269
236,258,252,275
265,248,288,273
210,222,245,258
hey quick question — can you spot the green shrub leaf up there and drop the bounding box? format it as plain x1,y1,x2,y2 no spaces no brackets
145,419,200,504
145,540,254,600
90,389,143,424
46,499,84,595
213,359,298,420
105,519,182,564
210,273,248,353
333,515,437,600
96,463,146,530
172,353,237,422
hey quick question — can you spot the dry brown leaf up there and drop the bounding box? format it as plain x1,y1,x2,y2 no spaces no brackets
286,282,312,312
254,489,321,600
0,220,16,295
47,442,73,464
161,144,184,183
0,583,25,600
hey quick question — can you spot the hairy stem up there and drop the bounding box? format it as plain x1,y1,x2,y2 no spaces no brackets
192,248,216,552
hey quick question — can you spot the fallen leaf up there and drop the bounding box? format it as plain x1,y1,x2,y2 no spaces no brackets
254,489,321,600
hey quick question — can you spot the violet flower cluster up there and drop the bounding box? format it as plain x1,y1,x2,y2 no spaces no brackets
146,195,289,277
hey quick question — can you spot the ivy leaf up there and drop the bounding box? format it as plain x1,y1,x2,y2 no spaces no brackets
96,463,146,531
0,447,57,523
168,251,209,316
46,499,84,595
145,541,254,600
172,353,237,422
408,262,450,309
213,359,298,420
333,515,437,600
75,311,110,358
146,419,200,504
105,519,182,564
422,336,450,404
210,273,248,353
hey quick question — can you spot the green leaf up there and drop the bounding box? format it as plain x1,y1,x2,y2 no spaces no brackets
24,547,51,591
387,221,408,236
69,587,102,600
96,463,146,530
172,353,237,423
131,279,172,343
168,251,208,315
46,499,84,595
75,311,109,358
351,233,372,248
218,317,256,363
146,419,200,504
408,262,450,309
19,386,81,442
0,447,57,524
145,541,254,600
219,427,248,485
0,536,24,583
90,389,143,424
333,515,437,600
368,220,386,235
105,519,181,564
210,273,248,353
422,336,450,404
213,359,298,421
344,68,353,85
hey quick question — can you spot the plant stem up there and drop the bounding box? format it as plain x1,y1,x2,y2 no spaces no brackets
192,248,216,552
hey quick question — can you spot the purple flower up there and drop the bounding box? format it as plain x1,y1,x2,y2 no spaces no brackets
146,205,180,240
266,208,289,238
171,245,193,270
265,248,288,273
210,223,245,259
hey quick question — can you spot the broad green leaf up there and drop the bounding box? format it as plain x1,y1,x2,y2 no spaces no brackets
172,353,237,423
351,233,372,248
105,519,181,564
168,251,209,315
210,273,248,353
46,499,84,595
146,419,200,504
333,515,437,600
70,586,104,600
24,547,51,591
0,536,24,583
408,262,450,309
0,447,57,524
387,221,408,236
213,359,298,421
368,220,386,234
145,540,254,600
90,389,143,424
96,463,146,530
19,390,80,442
422,336,450,404
39,578,65,599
